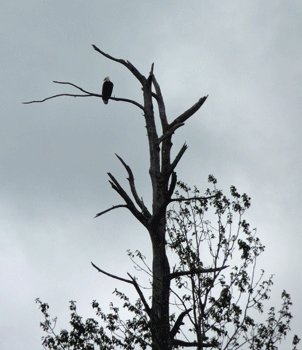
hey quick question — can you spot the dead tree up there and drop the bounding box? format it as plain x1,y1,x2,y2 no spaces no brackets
24,46,223,350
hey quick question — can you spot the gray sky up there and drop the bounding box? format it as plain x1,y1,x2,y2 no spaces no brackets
1,1,301,349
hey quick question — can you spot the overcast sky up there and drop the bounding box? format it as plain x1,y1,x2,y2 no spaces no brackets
1,1,301,349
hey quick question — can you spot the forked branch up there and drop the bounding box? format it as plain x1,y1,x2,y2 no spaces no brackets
115,154,151,219
107,172,149,228
91,262,151,317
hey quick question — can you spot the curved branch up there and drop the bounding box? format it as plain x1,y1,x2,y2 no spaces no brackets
127,273,151,317
170,265,229,280
92,44,146,85
94,204,127,218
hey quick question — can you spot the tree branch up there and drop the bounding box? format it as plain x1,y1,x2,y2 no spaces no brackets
170,308,192,340
23,80,144,110
91,262,133,284
168,143,188,175
170,265,229,280
173,339,214,348
127,273,151,317
91,263,151,318
92,45,146,85
158,123,185,144
107,173,149,228
94,204,128,218
169,194,219,203
115,154,151,219
166,172,177,201
170,95,208,128
152,74,168,131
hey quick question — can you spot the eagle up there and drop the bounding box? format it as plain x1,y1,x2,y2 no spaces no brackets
102,77,114,104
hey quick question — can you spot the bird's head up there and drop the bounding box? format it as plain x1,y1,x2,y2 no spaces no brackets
104,77,110,82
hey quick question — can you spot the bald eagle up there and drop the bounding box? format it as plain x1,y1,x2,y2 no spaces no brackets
102,77,114,104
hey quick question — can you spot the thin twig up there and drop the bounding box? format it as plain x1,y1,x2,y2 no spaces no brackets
91,262,133,284
94,204,128,218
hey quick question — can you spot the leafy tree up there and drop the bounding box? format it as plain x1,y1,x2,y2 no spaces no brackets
26,47,299,350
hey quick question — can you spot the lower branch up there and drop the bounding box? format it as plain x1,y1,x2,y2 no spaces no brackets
173,339,215,348
169,193,219,203
91,263,151,317
170,308,192,340
170,265,228,280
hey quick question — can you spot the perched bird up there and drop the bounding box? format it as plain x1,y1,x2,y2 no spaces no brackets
102,77,114,104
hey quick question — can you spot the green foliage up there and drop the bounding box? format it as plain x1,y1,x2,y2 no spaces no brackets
36,176,299,350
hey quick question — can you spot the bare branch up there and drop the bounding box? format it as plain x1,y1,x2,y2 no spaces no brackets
94,204,128,218
168,143,188,175
23,80,144,110
127,273,151,317
170,265,229,280
170,95,208,128
173,339,214,348
170,308,192,340
169,193,219,203
152,74,168,130
166,172,177,201
115,154,151,219
92,45,146,85
22,94,93,104
107,173,149,228
91,262,133,284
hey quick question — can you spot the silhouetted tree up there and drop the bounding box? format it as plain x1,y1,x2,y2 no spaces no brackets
26,46,299,350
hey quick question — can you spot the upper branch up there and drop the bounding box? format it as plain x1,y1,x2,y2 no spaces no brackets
92,45,146,85
23,80,144,110
152,74,168,131
170,95,208,129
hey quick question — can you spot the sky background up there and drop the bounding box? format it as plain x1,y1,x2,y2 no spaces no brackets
1,1,301,349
